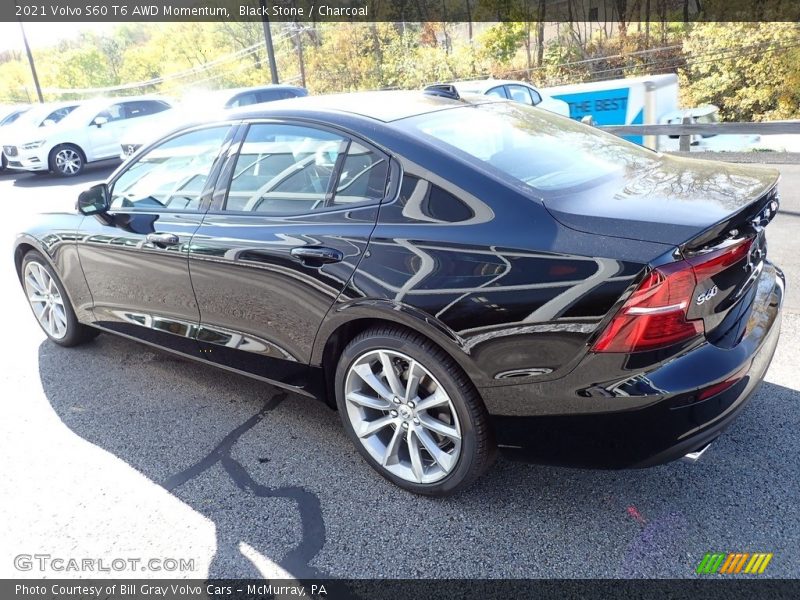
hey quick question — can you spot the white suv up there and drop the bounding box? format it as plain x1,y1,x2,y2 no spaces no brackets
4,96,172,176
1,103,76,171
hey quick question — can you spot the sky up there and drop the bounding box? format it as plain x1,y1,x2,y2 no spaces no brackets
0,22,118,52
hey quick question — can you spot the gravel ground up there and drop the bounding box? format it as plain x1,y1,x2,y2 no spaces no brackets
1,162,798,580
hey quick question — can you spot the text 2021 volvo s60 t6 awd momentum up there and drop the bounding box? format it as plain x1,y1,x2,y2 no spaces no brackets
14,89,784,495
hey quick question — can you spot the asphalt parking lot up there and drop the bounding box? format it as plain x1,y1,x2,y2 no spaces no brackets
1,160,798,580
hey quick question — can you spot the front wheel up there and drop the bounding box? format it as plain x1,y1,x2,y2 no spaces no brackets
335,327,495,496
49,144,85,177
21,250,99,347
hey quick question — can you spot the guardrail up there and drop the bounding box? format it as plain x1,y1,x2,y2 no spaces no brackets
593,119,800,151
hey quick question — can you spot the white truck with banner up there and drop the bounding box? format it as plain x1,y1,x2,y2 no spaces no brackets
543,73,679,149
543,74,760,152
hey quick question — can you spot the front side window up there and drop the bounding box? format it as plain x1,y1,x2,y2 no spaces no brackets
94,103,125,123
42,106,76,126
257,89,296,102
110,126,231,212
486,86,508,99
225,123,386,214
227,93,259,108
125,101,170,119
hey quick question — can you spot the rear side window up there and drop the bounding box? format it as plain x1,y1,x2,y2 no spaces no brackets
507,85,534,105
224,123,388,214
334,142,389,203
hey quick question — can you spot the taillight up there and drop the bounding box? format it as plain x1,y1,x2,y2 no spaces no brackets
592,239,753,353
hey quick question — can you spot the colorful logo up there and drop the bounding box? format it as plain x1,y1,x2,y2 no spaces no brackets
696,552,773,574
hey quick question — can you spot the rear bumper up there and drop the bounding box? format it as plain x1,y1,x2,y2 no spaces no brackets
484,261,785,468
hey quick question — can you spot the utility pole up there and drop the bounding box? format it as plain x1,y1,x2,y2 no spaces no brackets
19,21,44,103
293,23,306,88
259,0,279,84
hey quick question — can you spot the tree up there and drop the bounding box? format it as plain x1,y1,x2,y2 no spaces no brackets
682,22,800,121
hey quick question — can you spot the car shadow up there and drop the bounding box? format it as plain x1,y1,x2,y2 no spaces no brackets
37,334,800,579
11,162,118,188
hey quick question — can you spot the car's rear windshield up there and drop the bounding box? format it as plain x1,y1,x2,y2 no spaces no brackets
397,101,658,195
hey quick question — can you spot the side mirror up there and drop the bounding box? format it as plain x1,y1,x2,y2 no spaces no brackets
77,184,110,215
92,116,109,128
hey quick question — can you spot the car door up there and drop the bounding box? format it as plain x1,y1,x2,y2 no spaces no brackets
188,120,392,392
77,124,235,355
86,103,129,159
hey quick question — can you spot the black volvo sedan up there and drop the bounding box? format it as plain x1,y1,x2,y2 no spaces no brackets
14,89,784,495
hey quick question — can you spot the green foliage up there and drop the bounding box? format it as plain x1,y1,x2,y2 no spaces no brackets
682,22,800,121
478,22,527,64
0,20,797,124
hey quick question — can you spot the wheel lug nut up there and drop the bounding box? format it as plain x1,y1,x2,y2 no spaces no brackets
407,401,415,409
401,422,409,430
390,410,398,417
392,397,401,404
413,417,420,425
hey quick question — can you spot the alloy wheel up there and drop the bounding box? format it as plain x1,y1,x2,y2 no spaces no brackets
23,261,68,339
344,349,462,484
54,148,82,175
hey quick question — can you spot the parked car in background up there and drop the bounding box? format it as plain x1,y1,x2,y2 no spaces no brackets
451,79,570,116
14,90,783,495
119,84,308,159
1,104,33,171
4,96,172,176
0,104,31,127
1,102,77,172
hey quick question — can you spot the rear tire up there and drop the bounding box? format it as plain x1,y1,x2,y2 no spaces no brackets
335,326,495,496
21,250,99,347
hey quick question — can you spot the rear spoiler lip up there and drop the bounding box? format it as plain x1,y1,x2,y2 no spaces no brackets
679,178,780,257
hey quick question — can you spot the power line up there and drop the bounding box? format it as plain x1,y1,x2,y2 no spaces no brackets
40,29,303,95
508,43,684,76
530,36,800,87
582,38,800,83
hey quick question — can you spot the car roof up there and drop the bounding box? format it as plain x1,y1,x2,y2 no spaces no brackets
227,90,494,123
452,79,537,93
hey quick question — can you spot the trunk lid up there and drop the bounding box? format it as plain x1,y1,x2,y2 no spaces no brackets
541,155,779,247
545,155,780,351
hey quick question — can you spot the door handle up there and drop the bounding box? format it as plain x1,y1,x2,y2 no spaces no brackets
145,232,180,248
290,246,344,265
